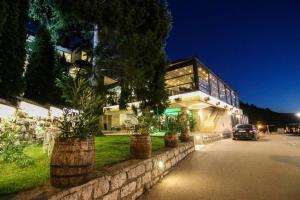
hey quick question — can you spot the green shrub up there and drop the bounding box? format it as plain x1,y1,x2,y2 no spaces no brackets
0,120,34,167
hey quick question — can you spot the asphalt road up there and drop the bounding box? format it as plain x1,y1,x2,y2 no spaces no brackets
141,134,300,200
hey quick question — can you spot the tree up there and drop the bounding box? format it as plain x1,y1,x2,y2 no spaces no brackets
0,1,8,42
97,0,172,112
0,0,29,97
51,54,69,105
55,0,172,113
29,0,66,43
25,26,56,103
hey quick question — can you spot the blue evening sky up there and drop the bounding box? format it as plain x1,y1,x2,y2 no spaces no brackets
166,0,300,113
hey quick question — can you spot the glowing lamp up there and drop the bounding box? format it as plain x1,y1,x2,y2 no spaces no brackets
158,161,164,169
19,101,49,118
296,112,300,118
198,110,203,117
0,104,16,119
257,125,263,129
195,135,200,140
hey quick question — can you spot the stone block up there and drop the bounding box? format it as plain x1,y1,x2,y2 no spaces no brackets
121,181,136,198
142,172,151,185
170,158,176,166
80,184,94,200
94,177,110,198
111,172,127,190
174,149,179,156
103,190,119,200
145,160,152,171
151,168,159,178
61,192,80,200
127,164,145,179
165,161,171,170
136,177,142,190
134,188,144,199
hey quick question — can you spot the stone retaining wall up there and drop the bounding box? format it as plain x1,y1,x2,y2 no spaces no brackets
193,132,232,145
38,142,194,200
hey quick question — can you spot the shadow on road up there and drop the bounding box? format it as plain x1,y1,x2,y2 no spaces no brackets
257,137,271,142
270,155,300,168
284,134,300,137
233,137,271,142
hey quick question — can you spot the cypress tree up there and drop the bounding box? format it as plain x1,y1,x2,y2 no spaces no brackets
51,54,69,105
0,0,29,97
0,1,8,42
25,26,56,103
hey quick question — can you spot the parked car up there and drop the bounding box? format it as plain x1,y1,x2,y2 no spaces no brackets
233,124,259,141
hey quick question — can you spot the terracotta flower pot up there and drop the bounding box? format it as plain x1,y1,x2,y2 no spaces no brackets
50,138,95,188
130,135,152,159
164,133,179,148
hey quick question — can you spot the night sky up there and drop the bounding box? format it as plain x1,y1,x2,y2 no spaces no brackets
166,0,300,113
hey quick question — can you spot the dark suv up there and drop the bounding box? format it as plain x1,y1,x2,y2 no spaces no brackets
233,124,259,140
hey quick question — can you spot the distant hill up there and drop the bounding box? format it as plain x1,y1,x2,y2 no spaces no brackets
240,102,300,127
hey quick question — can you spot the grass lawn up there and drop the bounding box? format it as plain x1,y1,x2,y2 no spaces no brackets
0,136,164,195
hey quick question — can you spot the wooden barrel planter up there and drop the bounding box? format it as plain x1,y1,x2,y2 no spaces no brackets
179,133,190,142
165,133,179,148
130,135,152,159
50,138,95,188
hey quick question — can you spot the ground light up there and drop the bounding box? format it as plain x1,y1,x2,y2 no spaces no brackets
158,161,164,169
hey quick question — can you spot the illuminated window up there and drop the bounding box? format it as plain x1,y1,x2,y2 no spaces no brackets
58,50,72,63
219,82,226,102
235,95,240,108
165,65,194,95
231,91,236,107
226,88,232,105
197,66,209,94
209,74,219,98
81,51,88,61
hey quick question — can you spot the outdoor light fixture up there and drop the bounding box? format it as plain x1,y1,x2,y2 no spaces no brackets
296,112,300,118
158,161,164,169
203,97,210,102
0,104,16,119
19,101,49,118
198,110,203,117
257,124,263,129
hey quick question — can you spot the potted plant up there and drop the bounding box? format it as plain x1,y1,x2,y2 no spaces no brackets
130,108,154,159
179,109,190,142
164,116,179,148
50,76,104,188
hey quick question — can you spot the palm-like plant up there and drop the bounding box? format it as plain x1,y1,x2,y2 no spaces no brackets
56,75,105,138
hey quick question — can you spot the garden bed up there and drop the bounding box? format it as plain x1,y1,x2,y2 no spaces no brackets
0,136,164,195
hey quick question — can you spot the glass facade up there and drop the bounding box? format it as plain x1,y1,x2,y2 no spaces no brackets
164,59,240,108
231,90,236,107
219,82,227,102
165,65,194,95
226,88,232,105
209,73,219,98
197,66,210,94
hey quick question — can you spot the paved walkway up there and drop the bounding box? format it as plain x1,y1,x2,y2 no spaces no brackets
141,134,300,200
